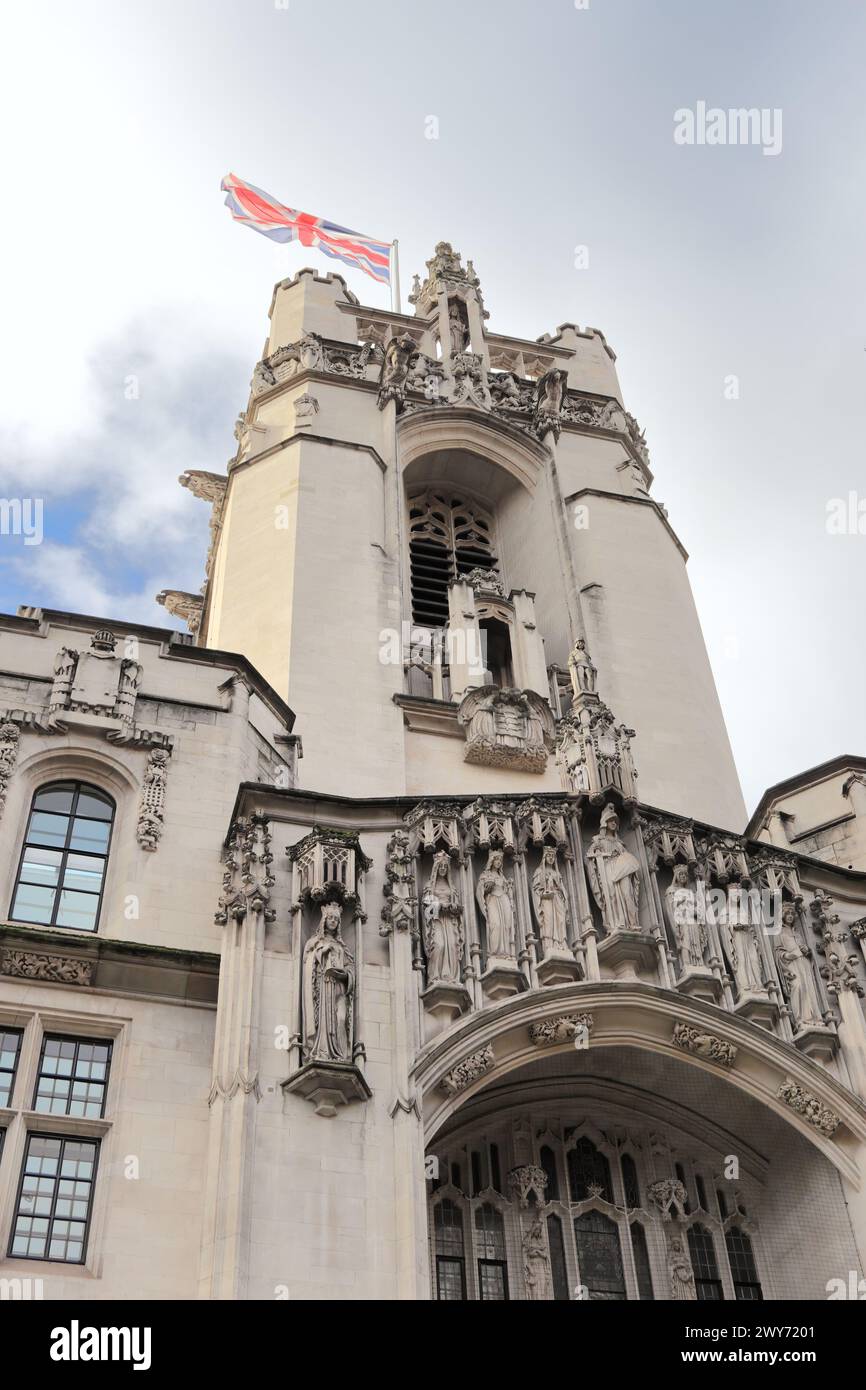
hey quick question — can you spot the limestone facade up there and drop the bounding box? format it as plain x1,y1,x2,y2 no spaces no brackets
0,247,864,1301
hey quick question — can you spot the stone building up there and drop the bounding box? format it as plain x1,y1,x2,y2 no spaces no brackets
0,242,865,1301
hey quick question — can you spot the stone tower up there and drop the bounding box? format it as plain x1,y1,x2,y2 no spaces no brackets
194,244,745,830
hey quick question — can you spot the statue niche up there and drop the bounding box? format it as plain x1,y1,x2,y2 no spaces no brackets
458,685,555,774
585,803,642,933
302,901,355,1064
422,851,464,986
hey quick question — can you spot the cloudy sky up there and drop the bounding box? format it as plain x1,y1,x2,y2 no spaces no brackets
0,0,863,812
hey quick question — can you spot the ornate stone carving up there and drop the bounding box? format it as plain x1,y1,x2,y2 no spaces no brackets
811,893,865,999
422,851,464,985
464,567,504,596
641,815,697,870
377,334,416,410
380,829,417,936
531,846,570,957
0,720,20,821
533,368,568,442
529,1013,594,1046
251,333,325,397
137,747,170,852
302,902,355,1064
667,1235,697,1299
513,797,569,847
440,1044,495,1095
568,637,597,697
293,391,319,427
666,865,707,971
404,801,463,855
450,352,491,410
476,850,517,961
216,815,276,924
521,1212,552,1300
647,1177,689,1221
0,949,94,987
48,631,142,732
458,686,555,773
671,1022,737,1067
777,1081,840,1137
775,903,826,1025
721,893,767,1000
156,589,203,635
557,674,638,801
509,1164,549,1208
585,804,642,931
288,827,371,911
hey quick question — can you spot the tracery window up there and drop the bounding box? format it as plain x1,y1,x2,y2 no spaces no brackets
621,1153,641,1209
574,1211,626,1300
475,1203,508,1300
547,1213,569,1300
540,1144,559,1201
408,489,498,628
10,782,115,932
688,1223,724,1300
567,1137,613,1203
433,1199,466,1300
630,1223,654,1300
725,1226,763,1301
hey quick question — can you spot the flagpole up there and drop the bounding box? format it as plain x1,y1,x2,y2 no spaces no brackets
391,240,401,314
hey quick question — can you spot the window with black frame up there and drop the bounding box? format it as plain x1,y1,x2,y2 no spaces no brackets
0,1028,23,1107
433,1199,466,1300
688,1223,724,1300
573,1210,627,1300
10,782,115,932
8,1134,99,1264
33,1035,112,1118
475,1203,508,1300
725,1225,763,1301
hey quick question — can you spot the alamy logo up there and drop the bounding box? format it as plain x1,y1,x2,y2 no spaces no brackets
0,497,43,545
674,102,782,157
50,1320,152,1371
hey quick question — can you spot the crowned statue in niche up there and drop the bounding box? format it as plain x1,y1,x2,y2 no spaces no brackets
302,901,355,1063
422,851,464,985
775,902,824,1030
476,849,517,960
585,803,642,931
531,846,570,957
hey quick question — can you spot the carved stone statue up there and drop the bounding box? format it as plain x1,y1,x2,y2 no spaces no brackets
458,686,554,773
422,851,464,985
448,302,468,354
534,368,568,440
476,850,516,960
531,846,570,956
722,894,766,998
302,902,355,1063
667,1236,697,1300
585,804,642,931
567,637,597,698
377,334,416,409
775,903,824,1029
666,864,707,969
522,1214,551,1301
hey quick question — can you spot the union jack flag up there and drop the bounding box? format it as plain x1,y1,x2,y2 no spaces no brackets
221,173,392,285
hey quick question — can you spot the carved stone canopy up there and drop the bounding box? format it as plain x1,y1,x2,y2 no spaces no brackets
458,686,556,773
288,825,372,910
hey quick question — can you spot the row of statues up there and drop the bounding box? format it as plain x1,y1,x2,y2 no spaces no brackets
665,866,825,1027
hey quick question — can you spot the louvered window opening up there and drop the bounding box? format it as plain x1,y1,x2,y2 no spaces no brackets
408,490,498,630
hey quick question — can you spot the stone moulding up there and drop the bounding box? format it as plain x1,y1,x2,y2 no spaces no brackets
777,1080,841,1138
440,1044,495,1096
282,1060,372,1118
671,1021,737,1068
529,1013,594,1047
0,948,94,987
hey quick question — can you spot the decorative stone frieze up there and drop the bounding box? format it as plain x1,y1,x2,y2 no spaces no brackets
777,1081,840,1137
440,1044,495,1096
137,747,171,852
508,1164,549,1208
529,1013,594,1046
458,685,555,773
0,720,20,822
0,948,94,987
671,1022,737,1068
